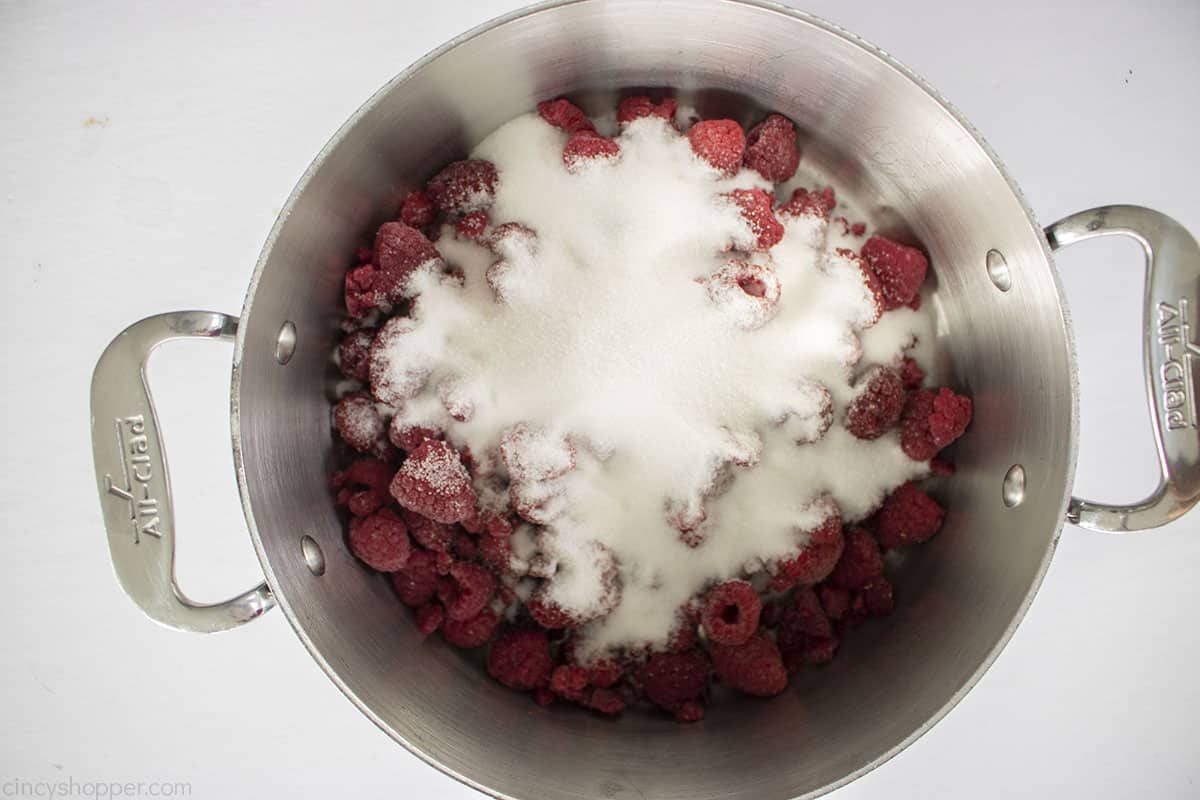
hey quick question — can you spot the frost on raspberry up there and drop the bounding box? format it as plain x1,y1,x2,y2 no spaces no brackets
400,509,454,552
771,380,833,445
348,508,410,572
369,316,430,406
700,580,762,646
861,235,929,311
845,366,905,440
665,430,760,545
454,210,489,240
828,527,884,589
776,499,844,585
722,188,784,251
900,388,973,461
743,113,800,183
441,607,501,648
875,482,945,548
549,665,590,702
510,478,569,525
331,457,393,517
437,561,496,621
390,548,440,606
485,223,539,303
527,538,620,627
826,247,883,330
373,222,443,301
389,439,477,524
400,190,436,228
639,650,710,715
344,263,381,318
616,95,678,125
436,376,477,422
500,423,576,482
537,98,595,134
702,258,782,330
487,628,554,691
426,159,498,216
388,417,441,453
710,632,788,697
338,328,374,382
563,131,621,172
332,392,390,458
777,186,836,220
687,119,746,176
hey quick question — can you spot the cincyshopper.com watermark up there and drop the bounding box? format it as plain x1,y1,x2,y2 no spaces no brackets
2,778,191,799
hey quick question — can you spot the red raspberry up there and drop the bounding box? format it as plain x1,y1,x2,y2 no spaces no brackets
743,113,800,183
500,423,576,482
332,457,392,517
687,119,746,176
437,561,495,621
563,131,621,171
344,263,380,317
616,95,678,125
400,509,454,552
389,439,477,524
390,548,440,606
368,316,430,405
333,392,390,457
899,356,925,390
586,659,624,689
851,221,867,237
374,222,441,301
930,458,956,477
452,529,479,560
537,98,595,134
441,607,501,648
665,607,701,653
845,366,905,440
817,584,851,621
415,602,444,634
388,419,441,453
724,188,784,250
875,482,945,548
427,159,498,215
700,580,762,646
477,532,513,572
455,210,489,240
861,235,929,311
862,578,895,616
777,510,844,585
586,687,627,716
534,687,555,707
674,700,705,723
702,258,782,330
776,587,833,672
434,550,454,576
400,190,436,228
901,388,973,460
527,592,583,630
549,665,590,701
487,629,554,690
907,293,923,311
803,637,840,665
638,650,711,712
829,527,884,589
338,329,374,383
348,509,410,572
777,186,836,220
710,632,788,697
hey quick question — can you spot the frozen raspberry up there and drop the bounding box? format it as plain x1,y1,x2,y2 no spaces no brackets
851,221,867,236
484,223,539,302
724,188,784,250
876,482,945,548
777,186,835,220
930,458,956,477
675,700,705,723
427,159,498,216
861,235,929,311
776,587,834,671
332,457,393,517
759,598,783,628
348,509,410,572
777,509,844,585
510,478,568,525
369,316,429,405
829,527,884,589
527,592,583,630
415,602,444,634
374,222,442,301
441,607,501,648
616,95,678,125
710,632,788,697
700,580,762,646
862,578,895,616
550,665,590,701
586,659,624,689
434,550,454,575
666,609,701,653
388,419,441,453
477,533,513,572
390,548,440,606
389,439,476,524
639,650,711,712
563,131,621,171
333,392,390,457
534,687,555,706
845,366,905,440
537,98,595,134
743,114,800,183
500,423,576,482
817,585,851,621
452,530,479,560
830,247,884,328
436,561,495,621
338,329,374,382
455,210,489,240
400,190,436,228
344,263,381,317
702,258,782,330
803,637,840,665
899,356,925,390
687,119,745,176
586,687,627,716
488,629,554,691
901,388,973,460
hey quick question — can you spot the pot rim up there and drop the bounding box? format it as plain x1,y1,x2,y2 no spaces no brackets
229,1,1080,797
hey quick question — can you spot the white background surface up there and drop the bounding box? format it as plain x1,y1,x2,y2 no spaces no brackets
2,0,1198,797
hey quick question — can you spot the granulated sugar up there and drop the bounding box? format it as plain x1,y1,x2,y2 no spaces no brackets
376,113,931,657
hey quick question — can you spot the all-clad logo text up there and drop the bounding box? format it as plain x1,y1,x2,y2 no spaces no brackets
104,414,163,543
1157,299,1199,431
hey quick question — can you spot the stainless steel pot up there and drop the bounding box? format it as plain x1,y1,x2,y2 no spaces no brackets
89,1,1200,798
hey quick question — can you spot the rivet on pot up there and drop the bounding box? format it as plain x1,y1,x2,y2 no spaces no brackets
301,535,326,576
986,249,1012,292
275,320,297,364
1002,464,1026,508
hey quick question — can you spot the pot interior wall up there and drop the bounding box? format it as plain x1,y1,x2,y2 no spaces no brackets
234,2,1075,798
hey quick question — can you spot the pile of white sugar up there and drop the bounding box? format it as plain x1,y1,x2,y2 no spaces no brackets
379,113,932,658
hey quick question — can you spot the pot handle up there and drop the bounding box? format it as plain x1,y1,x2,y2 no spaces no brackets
90,311,275,632
1046,205,1200,532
